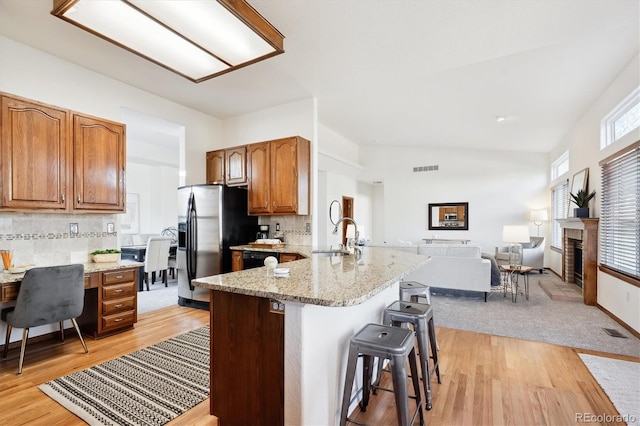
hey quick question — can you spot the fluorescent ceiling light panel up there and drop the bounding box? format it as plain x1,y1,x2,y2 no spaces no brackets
52,0,284,82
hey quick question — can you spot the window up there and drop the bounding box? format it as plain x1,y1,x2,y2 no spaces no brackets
551,179,569,249
599,141,640,280
601,87,640,149
551,151,569,180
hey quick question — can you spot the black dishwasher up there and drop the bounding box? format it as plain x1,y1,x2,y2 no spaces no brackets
242,251,280,270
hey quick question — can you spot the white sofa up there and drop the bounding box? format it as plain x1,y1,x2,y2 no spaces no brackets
386,243,492,301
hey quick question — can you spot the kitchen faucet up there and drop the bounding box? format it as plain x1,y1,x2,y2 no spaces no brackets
332,217,361,256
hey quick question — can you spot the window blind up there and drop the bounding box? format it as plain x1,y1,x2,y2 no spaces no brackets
551,179,569,249
600,144,640,279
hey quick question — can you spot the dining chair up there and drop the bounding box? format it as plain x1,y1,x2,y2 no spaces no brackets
2,264,88,375
144,236,172,290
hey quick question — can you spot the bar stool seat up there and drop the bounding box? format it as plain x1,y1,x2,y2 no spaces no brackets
378,300,441,411
340,323,424,426
400,281,432,304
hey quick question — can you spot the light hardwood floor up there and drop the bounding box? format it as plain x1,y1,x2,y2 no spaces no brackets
1,305,637,425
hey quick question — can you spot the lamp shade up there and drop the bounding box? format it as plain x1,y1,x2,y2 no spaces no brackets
502,225,530,243
530,210,548,222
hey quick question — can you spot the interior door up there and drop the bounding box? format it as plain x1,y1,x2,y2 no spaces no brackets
342,196,353,245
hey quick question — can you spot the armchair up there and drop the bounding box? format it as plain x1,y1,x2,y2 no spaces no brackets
495,236,545,273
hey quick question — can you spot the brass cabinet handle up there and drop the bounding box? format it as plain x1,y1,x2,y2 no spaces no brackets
77,195,80,203
61,194,65,202
115,304,124,308
114,318,123,322
115,275,123,279
114,289,124,293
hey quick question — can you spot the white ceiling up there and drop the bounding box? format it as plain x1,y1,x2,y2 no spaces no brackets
1,0,638,153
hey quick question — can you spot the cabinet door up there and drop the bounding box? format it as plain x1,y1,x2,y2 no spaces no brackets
226,146,247,186
231,250,243,271
247,142,271,215
1,94,70,210
279,253,299,263
270,138,298,214
206,149,225,184
73,114,126,211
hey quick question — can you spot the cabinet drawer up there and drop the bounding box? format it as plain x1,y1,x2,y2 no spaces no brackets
101,310,135,332
1,284,18,302
102,296,136,316
103,269,136,285
102,282,136,299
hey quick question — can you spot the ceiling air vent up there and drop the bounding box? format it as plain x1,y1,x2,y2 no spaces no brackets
413,165,439,172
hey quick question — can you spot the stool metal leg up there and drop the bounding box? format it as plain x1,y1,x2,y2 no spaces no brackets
408,346,425,426
390,353,410,426
428,317,441,384
340,345,360,426
360,354,373,411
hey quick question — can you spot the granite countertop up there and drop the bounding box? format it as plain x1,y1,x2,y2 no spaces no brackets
0,260,143,284
193,246,428,307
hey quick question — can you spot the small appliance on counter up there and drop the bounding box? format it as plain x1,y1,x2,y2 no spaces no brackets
256,224,270,240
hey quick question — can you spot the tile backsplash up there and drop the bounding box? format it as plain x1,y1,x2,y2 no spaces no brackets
260,215,312,245
0,212,119,267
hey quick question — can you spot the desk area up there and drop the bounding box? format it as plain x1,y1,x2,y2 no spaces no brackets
1,260,143,338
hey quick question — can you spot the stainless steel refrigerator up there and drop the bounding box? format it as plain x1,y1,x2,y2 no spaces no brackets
177,184,257,309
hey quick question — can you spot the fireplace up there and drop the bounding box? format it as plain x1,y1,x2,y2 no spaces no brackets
559,218,598,305
573,241,583,288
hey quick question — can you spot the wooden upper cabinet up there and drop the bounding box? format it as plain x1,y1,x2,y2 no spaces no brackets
1,94,70,210
247,136,310,216
247,142,271,215
206,149,225,184
0,92,126,213
73,114,126,212
226,146,247,186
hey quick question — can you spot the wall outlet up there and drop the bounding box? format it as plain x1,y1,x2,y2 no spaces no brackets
69,223,79,235
107,223,115,233
276,222,280,232
269,299,285,314
306,222,311,232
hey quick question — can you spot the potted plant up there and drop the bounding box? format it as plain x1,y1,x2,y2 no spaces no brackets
91,249,121,263
570,189,596,218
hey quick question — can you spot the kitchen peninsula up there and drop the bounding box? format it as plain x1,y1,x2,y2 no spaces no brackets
192,246,428,425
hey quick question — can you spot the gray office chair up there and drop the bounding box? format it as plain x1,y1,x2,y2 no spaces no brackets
2,264,88,374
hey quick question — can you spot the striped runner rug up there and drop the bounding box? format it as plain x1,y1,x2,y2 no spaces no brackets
39,326,210,426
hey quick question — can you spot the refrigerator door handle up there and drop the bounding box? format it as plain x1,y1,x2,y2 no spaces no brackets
189,207,198,290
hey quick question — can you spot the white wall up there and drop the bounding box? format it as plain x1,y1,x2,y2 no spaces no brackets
359,146,549,254
549,53,640,332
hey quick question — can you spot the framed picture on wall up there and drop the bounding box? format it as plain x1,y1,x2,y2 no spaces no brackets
428,202,469,231
568,168,589,215
120,193,139,234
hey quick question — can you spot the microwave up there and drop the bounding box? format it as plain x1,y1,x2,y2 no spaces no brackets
444,213,457,221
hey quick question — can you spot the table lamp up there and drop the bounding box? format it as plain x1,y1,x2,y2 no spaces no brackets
502,225,530,268
346,224,356,252
530,209,548,237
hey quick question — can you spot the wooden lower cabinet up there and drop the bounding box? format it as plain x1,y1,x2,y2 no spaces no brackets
231,250,243,272
211,290,284,425
78,267,138,338
279,253,301,263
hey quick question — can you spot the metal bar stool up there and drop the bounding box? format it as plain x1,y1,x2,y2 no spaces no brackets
399,281,439,351
376,301,441,411
340,323,424,426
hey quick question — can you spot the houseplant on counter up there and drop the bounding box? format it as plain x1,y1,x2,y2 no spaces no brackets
570,189,596,218
91,249,121,263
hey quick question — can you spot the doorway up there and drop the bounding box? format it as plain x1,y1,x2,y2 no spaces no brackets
341,196,353,245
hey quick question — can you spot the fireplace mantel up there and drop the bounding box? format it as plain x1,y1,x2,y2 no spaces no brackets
559,218,599,305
